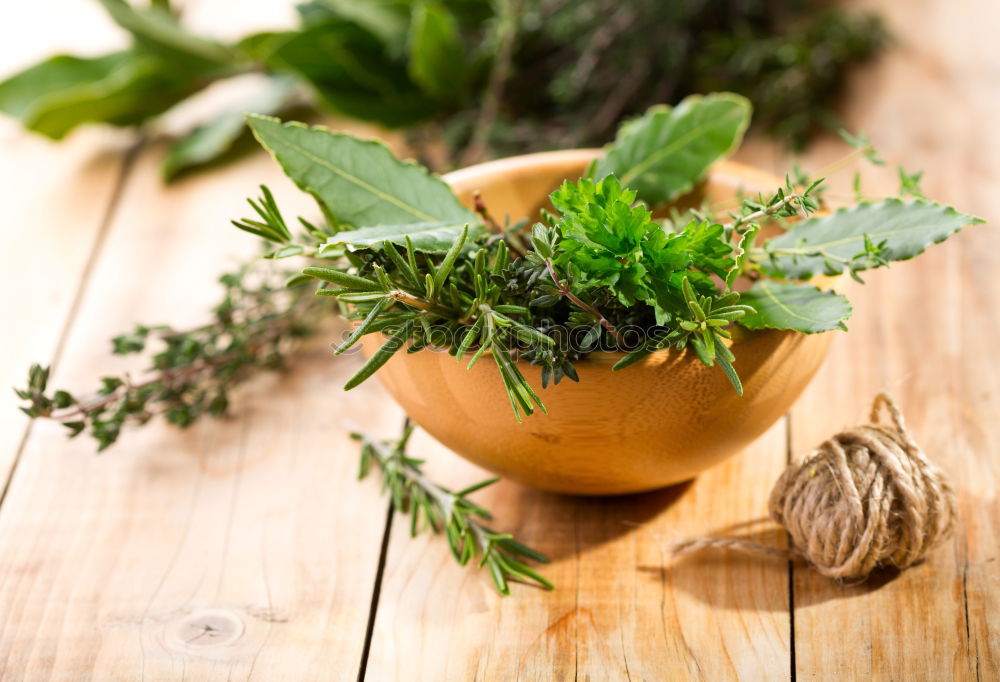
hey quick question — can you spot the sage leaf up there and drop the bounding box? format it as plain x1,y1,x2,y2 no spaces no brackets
408,1,466,100
248,115,478,231
762,198,985,279
739,280,853,334
162,77,298,181
0,51,196,139
594,93,751,206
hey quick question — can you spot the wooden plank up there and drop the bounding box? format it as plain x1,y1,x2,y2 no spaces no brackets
786,0,999,678
0,0,130,483
362,93,790,682
364,419,791,680
0,129,406,679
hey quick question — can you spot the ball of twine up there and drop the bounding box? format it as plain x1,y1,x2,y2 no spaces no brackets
671,392,958,581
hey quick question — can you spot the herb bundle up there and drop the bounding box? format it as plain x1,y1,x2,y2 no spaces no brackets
213,93,981,417
17,92,983,593
0,0,884,179
20,90,984,433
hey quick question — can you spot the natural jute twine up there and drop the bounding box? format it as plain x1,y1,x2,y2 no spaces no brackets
670,393,958,581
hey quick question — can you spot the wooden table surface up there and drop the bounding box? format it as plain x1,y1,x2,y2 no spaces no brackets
1,1,997,680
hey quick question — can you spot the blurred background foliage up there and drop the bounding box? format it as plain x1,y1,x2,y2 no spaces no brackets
0,0,886,179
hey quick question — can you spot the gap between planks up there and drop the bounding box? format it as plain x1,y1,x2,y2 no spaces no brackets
784,414,796,682
0,141,142,513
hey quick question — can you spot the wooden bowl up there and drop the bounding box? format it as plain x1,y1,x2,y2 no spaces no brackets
360,150,834,495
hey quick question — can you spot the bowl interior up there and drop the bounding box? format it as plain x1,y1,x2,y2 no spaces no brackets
443,149,785,229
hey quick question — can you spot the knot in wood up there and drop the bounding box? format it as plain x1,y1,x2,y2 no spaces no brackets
166,609,245,652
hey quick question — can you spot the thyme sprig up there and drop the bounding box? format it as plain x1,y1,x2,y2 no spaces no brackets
353,424,553,595
16,265,325,450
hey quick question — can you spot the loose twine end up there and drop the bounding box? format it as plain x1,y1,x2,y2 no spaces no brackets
670,392,958,582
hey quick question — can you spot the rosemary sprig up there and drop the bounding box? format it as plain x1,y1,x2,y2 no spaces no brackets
16,264,326,450
353,424,553,595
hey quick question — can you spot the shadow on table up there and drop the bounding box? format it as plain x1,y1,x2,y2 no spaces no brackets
643,523,904,611
499,480,694,563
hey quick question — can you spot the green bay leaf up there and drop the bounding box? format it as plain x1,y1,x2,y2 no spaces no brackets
98,0,235,68
264,20,438,127
594,92,751,207
0,51,198,139
738,280,852,334
248,114,478,229
763,198,985,279
162,77,298,181
307,0,410,47
408,1,466,101
328,220,478,253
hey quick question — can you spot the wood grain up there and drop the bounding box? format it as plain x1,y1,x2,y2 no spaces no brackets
0,1,129,485
784,0,999,678
364,421,792,680
1,0,997,679
0,141,403,680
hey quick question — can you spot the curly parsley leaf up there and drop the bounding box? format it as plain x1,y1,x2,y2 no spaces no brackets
549,175,735,324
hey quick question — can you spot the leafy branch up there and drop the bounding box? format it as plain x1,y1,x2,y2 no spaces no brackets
16,265,325,450
0,0,887,178
353,424,553,595
754,198,984,281
726,175,824,233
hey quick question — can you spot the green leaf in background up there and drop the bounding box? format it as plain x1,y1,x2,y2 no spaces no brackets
329,220,474,253
594,93,752,207
98,0,235,68
0,51,198,139
408,1,466,101
264,20,438,128
762,198,985,279
738,280,852,333
307,0,410,47
162,77,299,181
248,114,479,230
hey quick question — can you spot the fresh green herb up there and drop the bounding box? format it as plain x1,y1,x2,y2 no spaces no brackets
738,281,853,334
16,91,985,597
206,94,980,407
19,92,985,431
0,0,885,178
757,199,984,281
16,265,325,450
593,93,751,206
354,423,552,595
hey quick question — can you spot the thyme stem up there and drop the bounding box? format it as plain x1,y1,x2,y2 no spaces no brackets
544,259,624,344
728,190,808,231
